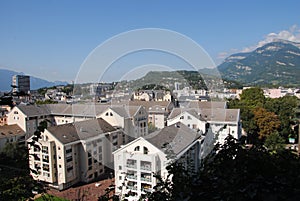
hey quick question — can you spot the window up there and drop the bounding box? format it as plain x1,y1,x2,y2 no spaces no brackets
119,176,122,180
188,116,192,120
119,166,122,170
143,147,149,154
14,111,18,114
66,148,72,154
66,156,72,162
180,116,184,119
134,146,140,151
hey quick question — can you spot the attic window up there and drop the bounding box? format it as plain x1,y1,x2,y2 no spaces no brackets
134,146,140,151
105,112,109,116
180,116,184,119
143,147,149,154
14,111,18,114
110,112,113,116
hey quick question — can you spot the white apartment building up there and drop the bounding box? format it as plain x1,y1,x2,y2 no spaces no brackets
7,104,110,138
168,103,241,144
113,123,202,201
98,105,148,139
112,100,174,129
28,118,124,190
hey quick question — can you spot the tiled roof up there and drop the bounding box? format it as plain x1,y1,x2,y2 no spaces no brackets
17,104,50,117
110,100,172,111
186,101,227,109
145,122,201,155
0,124,25,139
110,106,141,118
14,103,110,117
168,108,239,123
199,108,240,123
47,118,116,144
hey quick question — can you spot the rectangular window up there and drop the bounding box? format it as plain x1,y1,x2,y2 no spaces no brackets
66,148,72,154
66,156,73,163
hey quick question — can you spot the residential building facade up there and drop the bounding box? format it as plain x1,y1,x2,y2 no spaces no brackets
28,118,124,190
113,123,202,201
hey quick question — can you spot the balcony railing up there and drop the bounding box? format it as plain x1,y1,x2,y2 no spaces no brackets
126,164,137,169
141,177,151,182
127,186,137,191
127,175,137,180
140,165,151,171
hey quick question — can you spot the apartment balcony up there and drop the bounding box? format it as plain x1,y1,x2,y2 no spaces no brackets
127,175,137,180
141,173,151,182
127,185,137,191
126,164,137,169
141,177,151,182
140,161,151,171
126,159,137,169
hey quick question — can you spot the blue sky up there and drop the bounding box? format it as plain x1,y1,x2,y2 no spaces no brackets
1,0,300,83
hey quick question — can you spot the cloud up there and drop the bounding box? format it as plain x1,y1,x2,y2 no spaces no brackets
242,25,300,52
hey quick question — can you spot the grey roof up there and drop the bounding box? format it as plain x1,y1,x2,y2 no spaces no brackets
145,122,201,155
111,100,173,111
47,118,116,144
186,101,227,109
15,103,110,117
0,124,25,139
47,104,109,117
17,104,50,117
168,108,239,123
200,108,240,123
110,106,141,118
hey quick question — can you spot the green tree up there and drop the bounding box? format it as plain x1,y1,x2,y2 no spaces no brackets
239,87,265,108
264,131,285,153
145,136,300,201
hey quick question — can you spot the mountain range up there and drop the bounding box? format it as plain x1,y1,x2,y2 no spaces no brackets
217,39,300,86
0,69,68,92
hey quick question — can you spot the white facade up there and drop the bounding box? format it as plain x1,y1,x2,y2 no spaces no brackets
114,138,168,200
28,118,124,190
98,106,148,139
167,110,207,132
167,107,241,145
113,123,202,201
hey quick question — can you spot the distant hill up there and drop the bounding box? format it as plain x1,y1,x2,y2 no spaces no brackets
0,69,68,92
218,39,300,86
115,70,241,91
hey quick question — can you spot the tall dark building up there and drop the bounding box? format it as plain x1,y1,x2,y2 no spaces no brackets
12,75,30,94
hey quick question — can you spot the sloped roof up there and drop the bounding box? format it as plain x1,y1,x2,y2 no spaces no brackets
110,106,141,118
111,100,172,111
0,124,25,139
47,118,116,144
47,104,109,117
168,108,239,123
17,104,50,117
200,108,240,123
145,122,201,155
186,101,227,109
14,103,110,117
